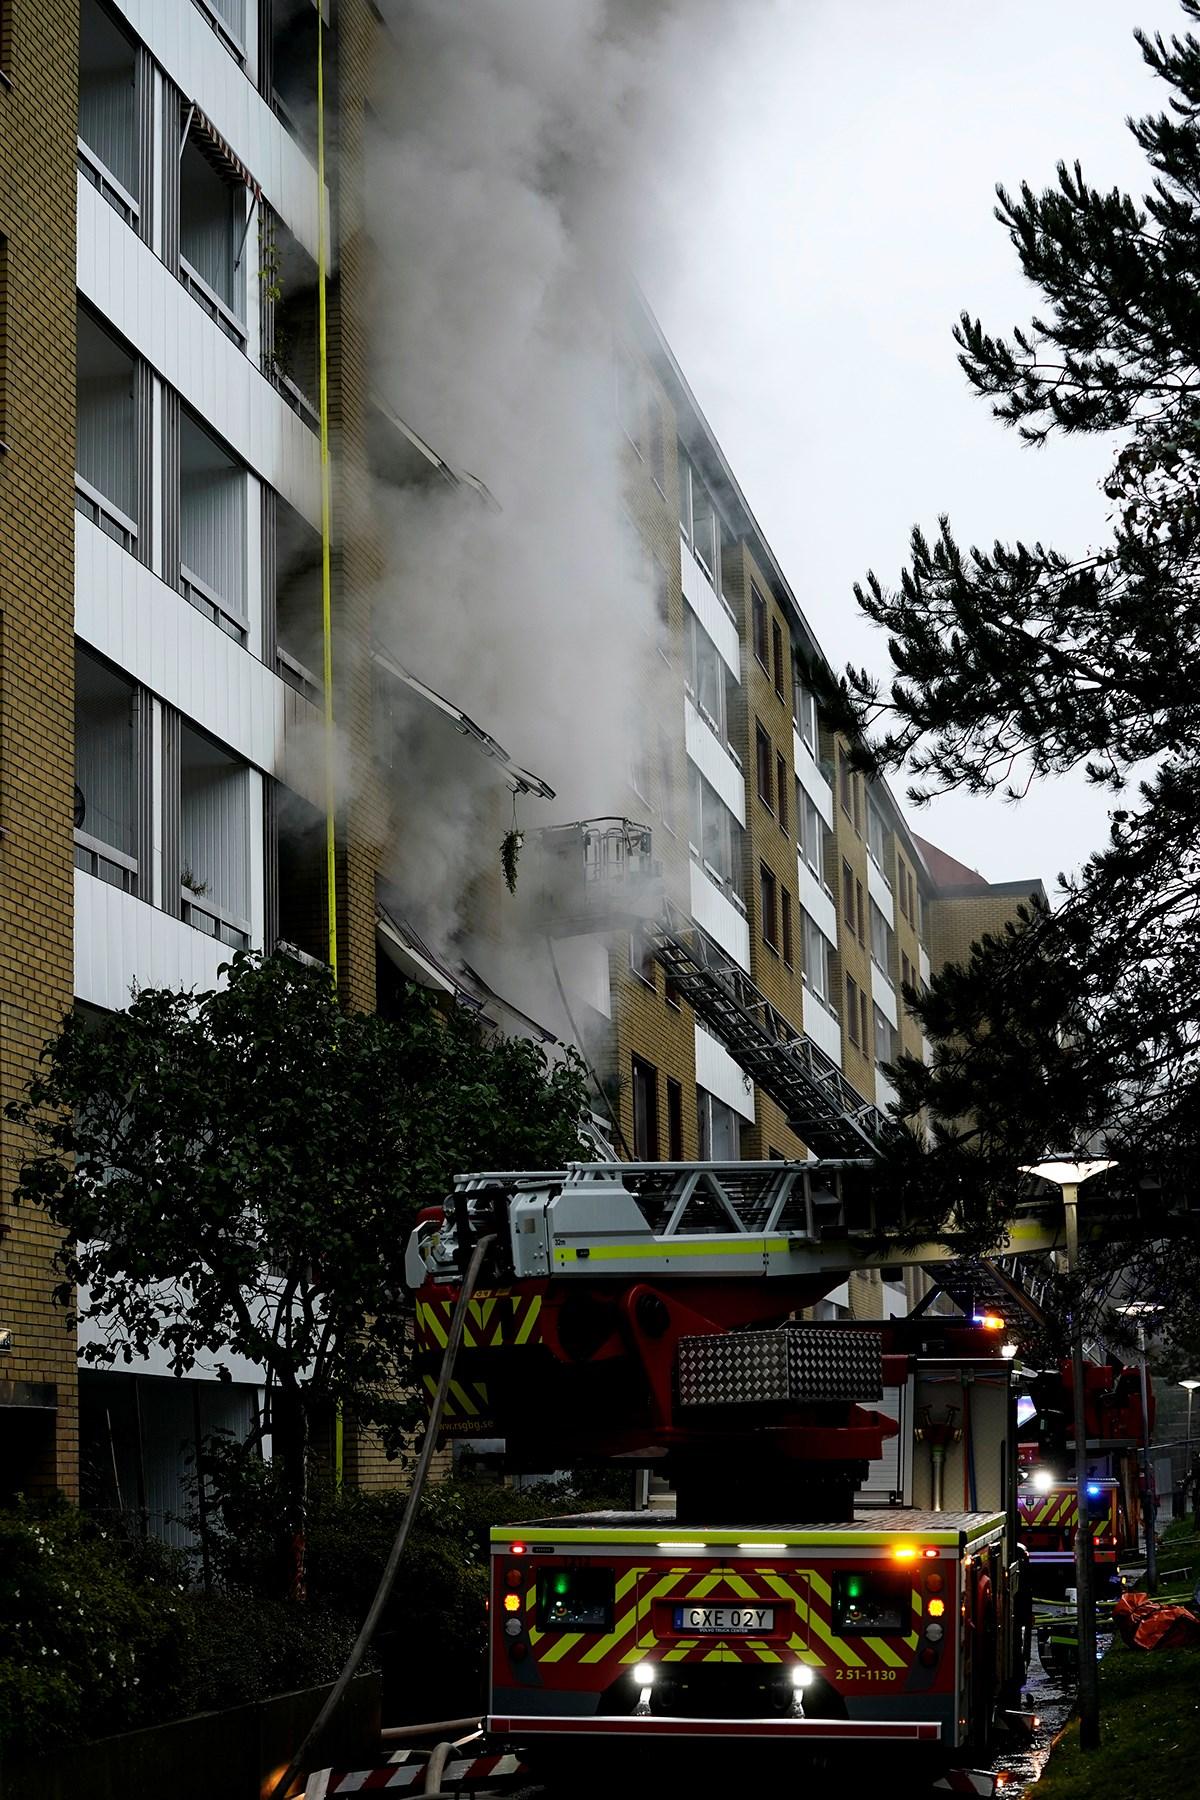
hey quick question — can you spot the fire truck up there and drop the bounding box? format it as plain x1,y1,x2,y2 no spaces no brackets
404,1159,1086,1776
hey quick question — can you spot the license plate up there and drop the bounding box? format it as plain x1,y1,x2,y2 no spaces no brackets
673,1605,775,1635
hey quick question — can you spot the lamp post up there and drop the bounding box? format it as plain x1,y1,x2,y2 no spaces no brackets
1182,1380,1200,1520
1117,1302,1161,1593
1020,1157,1116,1754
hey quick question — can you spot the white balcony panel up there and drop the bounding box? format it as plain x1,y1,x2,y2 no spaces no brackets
919,947,931,985
882,1280,908,1320
871,968,898,1030
795,733,834,827
681,538,740,677
113,0,321,259
694,1024,756,1123
802,988,843,1066
684,697,745,825
76,515,324,807
876,1070,900,1114
75,869,235,1011
867,855,894,924
689,859,750,971
77,1311,268,1384
78,177,320,531
797,859,838,949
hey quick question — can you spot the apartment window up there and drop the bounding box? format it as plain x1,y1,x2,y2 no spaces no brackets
615,344,642,454
867,802,888,871
838,745,853,818
794,676,818,754
842,858,855,929
697,1087,741,1159
74,648,142,895
846,974,860,1046
679,449,721,586
860,986,870,1052
781,887,793,968
630,926,657,990
756,723,773,812
262,212,319,430
751,583,768,669
667,1079,684,1160
856,878,866,943
874,1007,895,1069
800,790,825,880
657,731,675,832
689,765,745,902
179,131,247,345
275,784,327,963
916,888,927,946
802,910,833,1005
275,496,323,701
647,397,667,493
686,608,734,743
632,1056,659,1161
75,306,139,552
775,754,788,835
179,724,251,949
908,866,918,924
193,0,247,66
760,864,779,952
665,977,683,1012
898,857,914,923
179,410,249,640
265,0,320,155
651,555,670,629
870,900,894,977
771,619,785,698
78,0,140,226
853,773,864,836
901,951,913,991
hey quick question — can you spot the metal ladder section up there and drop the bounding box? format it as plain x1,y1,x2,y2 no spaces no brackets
928,1254,1056,1339
647,900,894,1158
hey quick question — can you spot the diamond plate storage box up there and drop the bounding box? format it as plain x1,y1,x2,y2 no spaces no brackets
677,1328,884,1407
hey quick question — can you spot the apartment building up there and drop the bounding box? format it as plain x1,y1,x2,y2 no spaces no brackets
0,0,1044,1516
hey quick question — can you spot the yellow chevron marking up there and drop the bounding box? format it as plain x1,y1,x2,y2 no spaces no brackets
529,1628,543,1645
539,1631,584,1664
419,1303,449,1349
702,1646,727,1663
448,1380,479,1417
750,1644,781,1663
476,1296,497,1336
719,1572,759,1600
778,1570,865,1669
582,1572,680,1664
864,1636,905,1668
514,1295,542,1345
685,1572,727,1600
662,1640,698,1662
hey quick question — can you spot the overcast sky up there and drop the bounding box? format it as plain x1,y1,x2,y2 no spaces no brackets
650,0,1185,893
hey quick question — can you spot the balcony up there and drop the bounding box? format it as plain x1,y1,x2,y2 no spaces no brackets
180,133,248,348
74,649,141,897
179,725,252,950
262,215,319,432
78,0,139,229
275,496,323,702
179,411,249,643
75,307,139,554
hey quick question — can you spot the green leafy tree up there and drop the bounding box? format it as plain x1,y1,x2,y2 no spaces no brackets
836,2,1200,1346
6,953,593,1597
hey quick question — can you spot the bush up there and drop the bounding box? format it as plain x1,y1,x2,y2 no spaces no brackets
0,1500,187,1754
167,1591,360,1718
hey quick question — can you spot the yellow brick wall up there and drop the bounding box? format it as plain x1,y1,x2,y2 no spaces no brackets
891,837,925,1061
927,892,1035,977
0,0,81,1497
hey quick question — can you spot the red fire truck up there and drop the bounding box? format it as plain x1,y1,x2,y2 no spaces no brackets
405,1160,1064,1778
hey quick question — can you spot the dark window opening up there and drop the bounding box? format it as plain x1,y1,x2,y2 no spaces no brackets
667,1078,684,1161
632,1056,659,1161
760,864,778,951
751,584,768,669
756,724,773,812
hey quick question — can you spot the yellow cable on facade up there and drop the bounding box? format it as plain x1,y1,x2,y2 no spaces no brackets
316,3,338,983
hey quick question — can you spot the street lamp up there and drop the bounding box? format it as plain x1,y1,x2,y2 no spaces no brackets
1181,1380,1200,1517
1116,1302,1162,1593
1020,1156,1116,1754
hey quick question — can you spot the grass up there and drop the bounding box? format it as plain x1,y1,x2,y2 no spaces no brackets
1035,1519,1200,1800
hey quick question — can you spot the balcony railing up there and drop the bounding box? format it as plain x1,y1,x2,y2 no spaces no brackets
276,644,322,705
77,137,139,228
74,831,138,895
180,256,247,348
269,366,320,434
182,887,250,951
75,475,138,554
180,562,249,645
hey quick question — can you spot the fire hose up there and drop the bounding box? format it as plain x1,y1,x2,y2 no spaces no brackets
269,1234,497,1800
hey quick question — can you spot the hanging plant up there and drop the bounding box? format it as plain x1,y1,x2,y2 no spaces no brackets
500,829,523,895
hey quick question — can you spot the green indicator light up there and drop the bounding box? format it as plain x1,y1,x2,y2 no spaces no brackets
553,1574,570,1596
846,1578,862,1599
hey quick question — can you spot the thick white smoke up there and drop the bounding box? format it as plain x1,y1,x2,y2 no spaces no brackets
364,1,759,1011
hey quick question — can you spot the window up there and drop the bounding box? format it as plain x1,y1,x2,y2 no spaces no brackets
794,676,818,754
901,951,913,991
870,900,894,976
852,772,863,836
838,745,853,818
751,584,768,669
651,555,670,629
632,1056,659,1161
665,977,683,1012
856,878,866,943
842,858,855,928
75,306,139,552
262,211,319,430
179,131,247,343
615,343,642,454
266,0,320,155
756,724,773,812
275,496,323,701
867,802,888,871
74,648,142,895
771,619,785,698
686,608,734,742
846,974,860,1045
630,926,657,989
179,724,251,949
78,0,141,226
697,1087,741,1159
179,410,249,639
776,754,788,834
802,911,833,1004
860,986,870,1052
800,790,826,880
760,864,779,951
275,784,328,964
667,1079,684,1160
781,887,793,968
908,866,918,924
657,730,675,831
648,397,667,493
689,766,745,901
194,0,247,66
897,858,912,922
679,449,720,586
874,1007,895,1069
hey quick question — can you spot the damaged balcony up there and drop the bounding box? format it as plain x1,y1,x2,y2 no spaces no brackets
531,818,664,937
